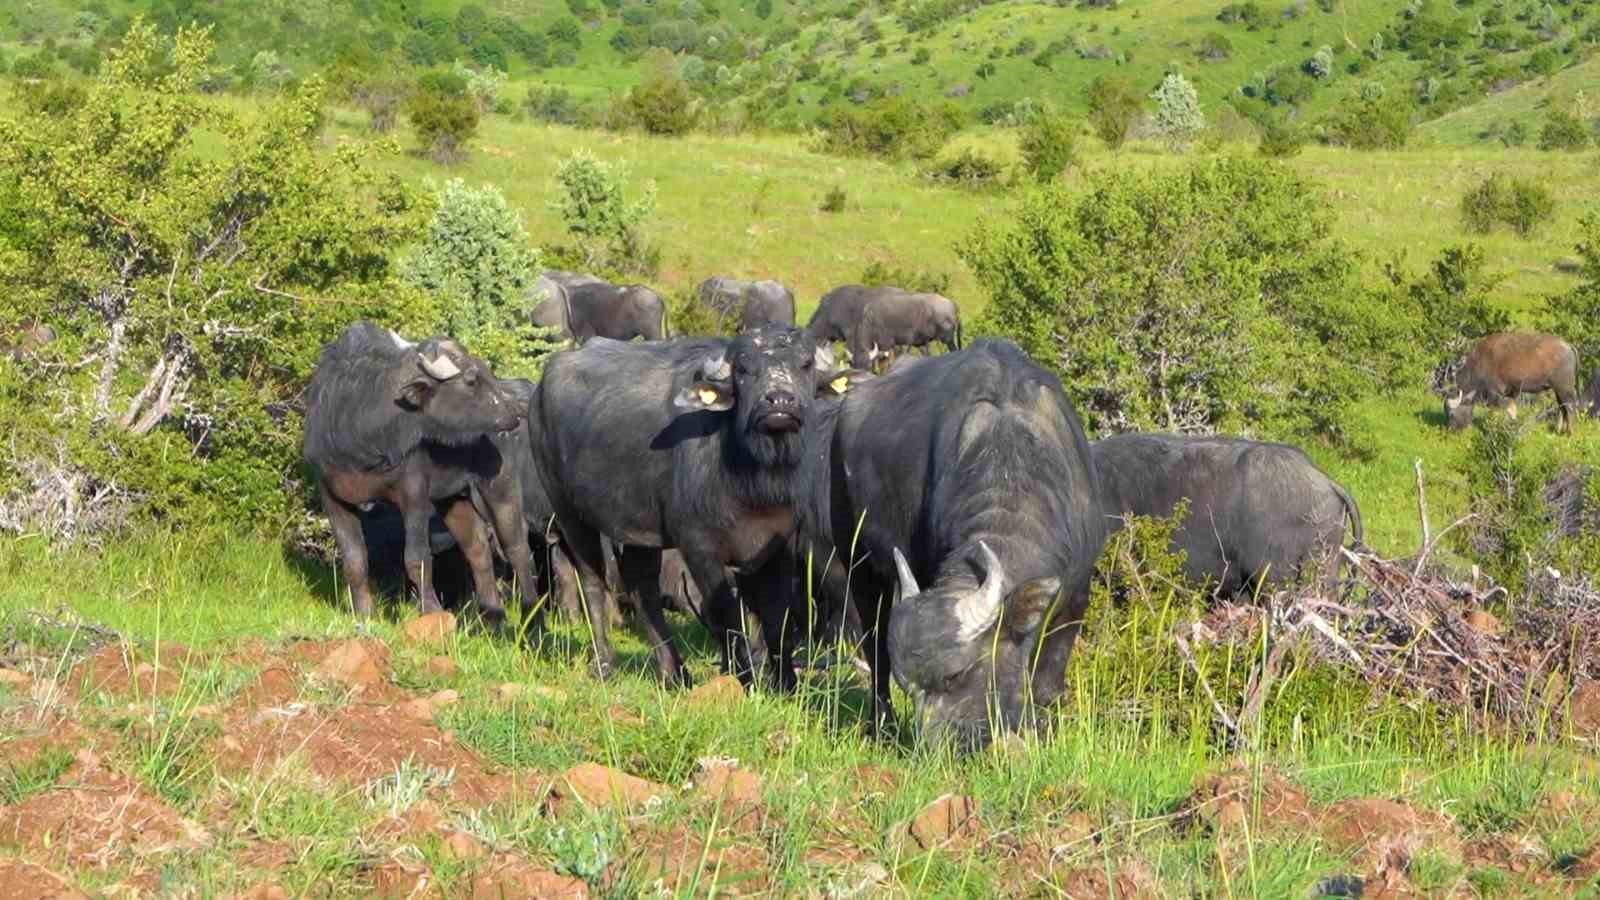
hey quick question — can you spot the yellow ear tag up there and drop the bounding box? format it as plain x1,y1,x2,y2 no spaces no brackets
698,388,720,405
830,375,849,394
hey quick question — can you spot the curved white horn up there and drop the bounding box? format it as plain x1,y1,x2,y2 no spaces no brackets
814,342,836,373
389,330,414,350
953,541,1005,643
702,352,731,382
419,352,461,381
893,547,921,600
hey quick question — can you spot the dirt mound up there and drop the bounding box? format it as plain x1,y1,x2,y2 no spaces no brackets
549,763,670,816
0,764,210,890
237,666,301,709
0,859,86,900
1183,762,1317,835
691,758,767,835
70,642,202,698
1055,858,1159,899
1321,797,1460,865
620,823,770,896
896,793,986,853
472,854,589,899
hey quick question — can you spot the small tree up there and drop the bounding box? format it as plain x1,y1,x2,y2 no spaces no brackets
550,150,659,274
1018,110,1077,182
1546,211,1600,367
407,81,480,163
755,0,773,19
621,51,698,135
1085,74,1142,150
1538,110,1590,151
1150,72,1205,151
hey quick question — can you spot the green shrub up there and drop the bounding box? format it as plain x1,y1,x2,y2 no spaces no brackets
1018,111,1077,182
1459,173,1557,238
1322,93,1413,149
524,85,582,124
1257,118,1304,157
667,288,732,337
406,90,480,163
959,157,1414,444
1150,73,1205,151
549,150,659,275
1546,211,1600,366
928,147,1003,187
1084,74,1142,150
817,96,965,160
1197,32,1233,62
860,260,950,295
819,184,848,213
1537,110,1590,151
1501,119,1529,147
619,53,698,135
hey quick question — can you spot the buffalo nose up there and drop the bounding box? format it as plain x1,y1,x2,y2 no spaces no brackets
764,389,798,408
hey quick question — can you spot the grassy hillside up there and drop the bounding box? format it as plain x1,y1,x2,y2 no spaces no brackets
8,0,1600,140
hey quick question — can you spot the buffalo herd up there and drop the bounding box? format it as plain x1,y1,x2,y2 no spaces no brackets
301,272,1590,748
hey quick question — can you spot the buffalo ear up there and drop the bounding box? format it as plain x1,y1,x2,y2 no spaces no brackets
674,381,735,412
1005,576,1062,638
398,377,436,410
817,368,870,398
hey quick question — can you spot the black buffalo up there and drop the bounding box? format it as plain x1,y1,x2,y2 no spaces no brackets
847,291,962,369
806,284,893,346
1092,434,1364,596
698,277,797,332
802,340,1105,748
302,323,534,628
531,277,667,344
532,325,849,686
1587,369,1600,418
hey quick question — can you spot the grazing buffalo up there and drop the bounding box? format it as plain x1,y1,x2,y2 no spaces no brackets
802,340,1106,748
1588,370,1600,418
696,277,798,332
303,323,534,628
530,275,667,344
807,284,894,346
1446,332,1579,434
532,325,850,686
1092,434,1364,597
848,291,962,369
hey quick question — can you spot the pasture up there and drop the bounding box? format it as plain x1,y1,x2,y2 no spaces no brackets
5,46,1600,897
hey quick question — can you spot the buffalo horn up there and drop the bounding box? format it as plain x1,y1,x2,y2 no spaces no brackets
953,541,1005,643
893,547,921,600
419,351,461,381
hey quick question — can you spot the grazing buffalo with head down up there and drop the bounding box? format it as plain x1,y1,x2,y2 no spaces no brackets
532,325,850,686
801,339,1105,749
806,284,893,346
1446,333,1579,434
302,323,534,628
697,277,796,332
848,291,961,370
530,274,667,344
1092,434,1363,597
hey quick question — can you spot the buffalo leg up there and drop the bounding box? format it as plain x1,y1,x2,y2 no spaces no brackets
484,495,537,633
618,548,690,687
441,499,505,630
854,586,895,738
680,548,758,686
737,555,799,693
561,523,617,678
398,485,443,614
320,483,375,618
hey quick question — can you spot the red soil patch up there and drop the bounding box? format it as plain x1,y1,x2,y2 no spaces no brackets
619,823,770,897
70,642,203,699
0,764,210,890
237,666,300,709
1321,797,1461,867
1184,762,1317,835
1054,858,1159,900
896,793,987,853
548,763,670,816
691,759,767,835
472,853,589,899
0,859,87,900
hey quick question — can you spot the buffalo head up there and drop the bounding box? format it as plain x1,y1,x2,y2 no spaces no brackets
402,338,522,443
886,541,1065,750
1444,389,1474,431
674,325,849,467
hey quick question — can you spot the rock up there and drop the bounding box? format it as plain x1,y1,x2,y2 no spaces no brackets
1569,680,1600,737
903,794,984,851
315,640,388,688
470,857,589,899
0,668,32,690
686,674,744,705
426,656,458,678
694,758,764,826
441,830,488,861
232,883,290,900
496,682,525,700
1464,609,1502,636
551,762,670,814
403,611,457,645
429,689,460,708
396,698,435,721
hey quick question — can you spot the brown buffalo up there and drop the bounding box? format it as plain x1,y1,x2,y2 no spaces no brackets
1445,332,1579,434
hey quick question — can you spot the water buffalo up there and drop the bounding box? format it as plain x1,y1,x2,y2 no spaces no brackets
532,325,851,686
530,275,667,344
1445,332,1579,434
302,323,533,628
848,291,962,369
801,339,1106,748
697,277,797,332
807,284,894,346
1092,434,1364,597
1588,370,1600,417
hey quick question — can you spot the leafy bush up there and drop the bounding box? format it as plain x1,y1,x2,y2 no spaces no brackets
619,52,698,135
1150,73,1205,151
1018,110,1077,182
0,23,434,540
667,288,732,337
819,184,848,213
959,158,1413,443
406,90,480,163
550,150,659,275
1459,173,1557,238
1084,75,1142,150
860,260,950,295
400,180,550,378
928,147,1003,187
1257,118,1305,157
1198,33,1233,62
1537,110,1590,151
817,96,965,160
1546,211,1600,367
1322,93,1413,149
525,85,582,124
